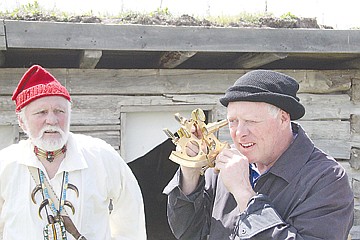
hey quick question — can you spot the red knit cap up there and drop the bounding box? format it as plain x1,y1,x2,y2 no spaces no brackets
12,65,71,112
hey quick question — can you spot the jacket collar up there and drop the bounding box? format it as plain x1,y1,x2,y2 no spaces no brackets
268,122,315,183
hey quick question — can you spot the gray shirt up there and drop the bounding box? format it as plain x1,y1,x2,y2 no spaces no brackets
163,123,354,240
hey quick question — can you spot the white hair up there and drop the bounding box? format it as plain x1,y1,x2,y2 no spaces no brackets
267,104,281,118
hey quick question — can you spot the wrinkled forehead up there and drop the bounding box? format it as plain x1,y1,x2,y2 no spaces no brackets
227,101,273,110
227,101,277,118
25,95,70,111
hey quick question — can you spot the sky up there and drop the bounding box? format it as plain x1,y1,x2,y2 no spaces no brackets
1,0,360,29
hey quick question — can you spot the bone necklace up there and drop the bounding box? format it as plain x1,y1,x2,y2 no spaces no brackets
30,167,79,240
34,145,67,162
39,170,69,240
39,170,69,217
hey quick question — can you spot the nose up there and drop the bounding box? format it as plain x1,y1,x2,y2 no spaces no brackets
235,122,249,138
45,112,58,125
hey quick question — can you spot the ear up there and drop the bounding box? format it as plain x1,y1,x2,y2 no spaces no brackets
17,114,26,132
280,110,291,124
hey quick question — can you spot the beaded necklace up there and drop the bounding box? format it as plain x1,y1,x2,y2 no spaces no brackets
34,145,67,162
39,169,69,216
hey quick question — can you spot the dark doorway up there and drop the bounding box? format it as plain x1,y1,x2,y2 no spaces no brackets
128,139,178,240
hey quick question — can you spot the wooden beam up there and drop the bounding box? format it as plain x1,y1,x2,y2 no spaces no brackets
0,93,354,125
0,69,355,95
351,114,360,148
159,51,197,68
5,20,360,53
353,78,360,103
79,50,102,69
70,124,120,149
232,53,288,68
0,20,6,51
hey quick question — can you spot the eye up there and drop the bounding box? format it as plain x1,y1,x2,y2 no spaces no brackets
245,120,256,123
53,107,67,114
55,109,65,113
245,119,259,124
34,110,47,115
228,118,238,127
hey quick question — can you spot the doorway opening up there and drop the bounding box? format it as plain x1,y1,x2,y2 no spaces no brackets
128,139,178,240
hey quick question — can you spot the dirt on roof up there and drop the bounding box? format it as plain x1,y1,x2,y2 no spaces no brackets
0,11,333,29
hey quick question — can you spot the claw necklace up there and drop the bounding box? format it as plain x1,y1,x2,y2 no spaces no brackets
39,170,68,217
30,167,79,240
34,145,67,162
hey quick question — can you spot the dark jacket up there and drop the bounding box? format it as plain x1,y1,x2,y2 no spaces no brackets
163,123,354,240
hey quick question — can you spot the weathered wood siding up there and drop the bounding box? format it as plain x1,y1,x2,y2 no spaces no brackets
0,68,358,156
1,68,360,236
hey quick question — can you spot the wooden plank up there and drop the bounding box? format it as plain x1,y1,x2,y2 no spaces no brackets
352,135,360,148
291,70,353,93
311,139,350,159
0,93,354,125
352,115,360,148
120,104,215,113
298,120,350,141
299,94,353,120
79,50,102,69
159,51,197,68
71,109,120,125
233,53,288,68
0,97,17,124
0,124,19,150
0,68,355,95
65,69,241,95
163,94,222,105
70,125,120,149
353,78,360,103
5,20,360,53
70,96,218,125
0,20,6,51
0,68,68,95
0,112,17,125
70,125,120,131
64,69,354,95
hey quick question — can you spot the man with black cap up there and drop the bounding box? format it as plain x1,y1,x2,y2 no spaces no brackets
0,65,146,239
164,70,354,239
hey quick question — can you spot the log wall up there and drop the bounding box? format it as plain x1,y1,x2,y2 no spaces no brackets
0,68,359,236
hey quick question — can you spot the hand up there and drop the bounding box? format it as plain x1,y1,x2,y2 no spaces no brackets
214,146,256,211
179,123,205,194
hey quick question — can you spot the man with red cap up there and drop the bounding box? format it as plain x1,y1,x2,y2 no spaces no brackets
164,70,354,239
0,65,146,239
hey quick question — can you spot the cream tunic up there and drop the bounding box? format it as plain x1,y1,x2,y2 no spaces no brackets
0,133,146,240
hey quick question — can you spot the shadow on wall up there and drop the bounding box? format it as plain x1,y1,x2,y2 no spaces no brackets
128,139,178,240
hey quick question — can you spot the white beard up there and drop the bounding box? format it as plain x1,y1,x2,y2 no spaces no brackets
22,120,70,151
30,125,69,151
19,102,71,152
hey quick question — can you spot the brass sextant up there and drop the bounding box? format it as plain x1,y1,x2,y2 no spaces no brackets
163,108,228,173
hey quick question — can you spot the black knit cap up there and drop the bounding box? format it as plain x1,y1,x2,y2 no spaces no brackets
220,70,305,120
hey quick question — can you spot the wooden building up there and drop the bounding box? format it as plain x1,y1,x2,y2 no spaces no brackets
0,20,359,239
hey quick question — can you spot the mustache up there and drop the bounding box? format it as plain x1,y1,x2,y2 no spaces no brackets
39,125,65,137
